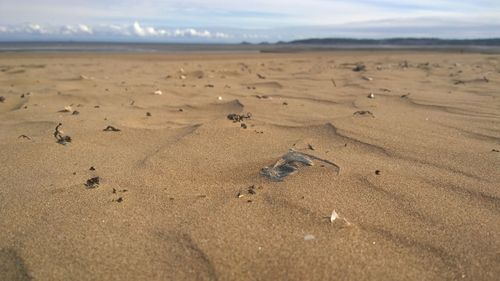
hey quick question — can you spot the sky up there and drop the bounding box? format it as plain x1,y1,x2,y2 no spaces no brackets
0,0,499,42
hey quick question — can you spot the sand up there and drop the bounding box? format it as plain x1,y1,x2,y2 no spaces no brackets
0,51,499,281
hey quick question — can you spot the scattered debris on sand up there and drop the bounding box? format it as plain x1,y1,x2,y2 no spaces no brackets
0,96,5,102
353,63,366,72
241,123,247,129
72,110,80,115
54,123,72,145
492,149,500,152
368,93,375,99
304,234,315,241
308,144,315,150
255,95,272,100
330,210,352,227
362,76,373,81
103,125,121,132
375,170,381,175
401,93,411,98
205,84,214,88
59,105,73,113
79,74,93,80
236,185,259,198
257,73,266,79
227,112,252,123
331,78,337,87
89,166,96,171
18,134,31,140
146,112,152,117
153,90,163,95
261,149,340,181
453,76,489,85
353,110,375,118
85,177,100,188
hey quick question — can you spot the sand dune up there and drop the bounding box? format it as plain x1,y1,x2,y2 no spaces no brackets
0,51,499,281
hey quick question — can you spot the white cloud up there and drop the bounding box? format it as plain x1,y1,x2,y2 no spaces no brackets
0,22,230,40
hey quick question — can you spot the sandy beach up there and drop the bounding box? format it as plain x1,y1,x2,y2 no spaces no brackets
0,50,499,280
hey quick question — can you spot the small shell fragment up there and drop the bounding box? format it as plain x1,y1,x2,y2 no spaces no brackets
368,93,375,99
330,210,339,222
304,234,315,241
153,90,163,95
218,96,223,101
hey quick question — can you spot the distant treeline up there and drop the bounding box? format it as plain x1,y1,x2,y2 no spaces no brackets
283,38,500,46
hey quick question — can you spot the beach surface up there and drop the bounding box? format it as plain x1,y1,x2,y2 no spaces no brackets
0,50,499,280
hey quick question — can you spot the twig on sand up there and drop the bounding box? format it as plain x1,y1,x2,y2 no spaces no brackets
18,134,31,140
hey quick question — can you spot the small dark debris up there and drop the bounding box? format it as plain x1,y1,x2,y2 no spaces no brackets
401,93,411,98
255,95,271,99
255,130,264,134
179,108,184,112
308,144,315,150
112,188,117,193
331,78,337,87
54,123,72,144
89,166,95,171
73,172,76,175
94,105,100,108
353,110,375,118
0,96,5,102
227,112,252,123
18,134,31,140
20,94,25,98
353,63,366,72
283,102,288,106
85,177,100,188
257,73,266,79
247,200,253,203
146,112,152,116
492,149,500,152
114,197,123,203
103,125,120,132
130,100,135,105
248,185,256,195
72,110,80,115
375,170,381,175
204,84,214,88
241,123,247,129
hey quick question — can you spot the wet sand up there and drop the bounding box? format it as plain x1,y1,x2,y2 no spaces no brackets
0,51,499,280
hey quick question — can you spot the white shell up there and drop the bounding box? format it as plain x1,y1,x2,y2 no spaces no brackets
330,210,339,222
153,90,163,95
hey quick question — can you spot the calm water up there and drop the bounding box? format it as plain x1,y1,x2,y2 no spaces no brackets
1,42,499,53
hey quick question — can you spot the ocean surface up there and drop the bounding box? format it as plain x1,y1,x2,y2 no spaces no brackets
1,42,499,53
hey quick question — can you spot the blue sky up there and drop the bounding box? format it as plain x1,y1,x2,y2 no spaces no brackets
0,0,499,42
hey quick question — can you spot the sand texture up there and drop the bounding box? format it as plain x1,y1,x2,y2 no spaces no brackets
0,51,499,280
